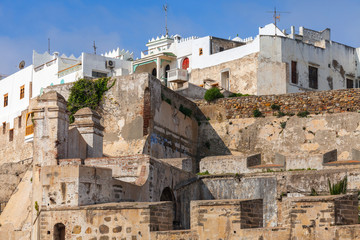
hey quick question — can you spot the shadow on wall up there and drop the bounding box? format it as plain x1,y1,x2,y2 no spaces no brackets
141,75,231,171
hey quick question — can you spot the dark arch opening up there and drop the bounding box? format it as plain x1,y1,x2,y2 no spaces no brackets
152,68,157,77
53,223,65,240
160,187,180,229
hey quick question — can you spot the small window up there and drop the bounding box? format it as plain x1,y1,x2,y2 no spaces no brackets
2,122,6,134
18,116,22,128
4,94,8,107
20,85,25,99
346,79,354,89
9,129,13,142
291,61,298,84
91,71,108,78
219,47,224,52
199,48,203,56
309,66,318,89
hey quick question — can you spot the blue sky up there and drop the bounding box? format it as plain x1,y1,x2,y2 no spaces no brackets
0,0,359,75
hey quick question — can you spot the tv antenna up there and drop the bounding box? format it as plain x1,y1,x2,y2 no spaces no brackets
48,38,50,53
163,3,169,36
93,41,97,55
266,7,290,35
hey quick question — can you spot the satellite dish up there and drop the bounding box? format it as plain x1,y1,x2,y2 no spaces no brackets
19,60,25,69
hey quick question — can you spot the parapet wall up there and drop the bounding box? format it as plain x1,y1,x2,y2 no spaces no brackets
197,88,360,119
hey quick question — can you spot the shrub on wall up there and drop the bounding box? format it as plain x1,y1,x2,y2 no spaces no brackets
204,88,224,102
67,77,114,123
253,109,262,118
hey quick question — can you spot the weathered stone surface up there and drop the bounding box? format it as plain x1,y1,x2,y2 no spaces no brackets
72,225,81,234
99,225,109,234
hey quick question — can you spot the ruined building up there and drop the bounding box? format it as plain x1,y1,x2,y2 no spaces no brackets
0,72,360,239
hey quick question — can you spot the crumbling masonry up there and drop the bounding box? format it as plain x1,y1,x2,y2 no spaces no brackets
1,74,360,239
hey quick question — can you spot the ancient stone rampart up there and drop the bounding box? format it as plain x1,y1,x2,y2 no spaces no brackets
196,88,360,119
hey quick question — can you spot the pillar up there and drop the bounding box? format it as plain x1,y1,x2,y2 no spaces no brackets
72,107,104,158
31,91,69,166
156,57,161,80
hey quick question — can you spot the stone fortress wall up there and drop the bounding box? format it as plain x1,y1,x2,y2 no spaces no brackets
1,74,360,239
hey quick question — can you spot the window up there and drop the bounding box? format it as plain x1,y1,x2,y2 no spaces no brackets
9,129,13,142
3,94,8,107
18,116,22,128
291,61,298,84
2,122,5,134
91,71,107,78
346,79,354,89
308,66,318,89
182,57,189,70
199,48,203,56
20,85,25,99
219,47,224,52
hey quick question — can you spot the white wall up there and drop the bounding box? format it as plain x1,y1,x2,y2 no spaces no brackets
82,53,132,78
279,36,357,93
32,60,59,97
0,65,33,128
191,36,260,69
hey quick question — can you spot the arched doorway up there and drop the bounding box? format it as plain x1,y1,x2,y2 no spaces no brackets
182,57,189,70
164,65,170,86
53,223,65,240
160,187,179,229
152,68,157,77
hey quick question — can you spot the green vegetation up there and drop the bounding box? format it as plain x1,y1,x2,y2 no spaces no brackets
67,77,114,123
253,109,262,118
165,98,172,105
197,170,210,175
228,93,250,97
277,111,286,118
297,110,310,118
271,104,281,111
328,176,347,195
204,87,224,102
179,104,192,118
280,122,287,129
310,188,318,196
288,168,317,171
34,201,39,214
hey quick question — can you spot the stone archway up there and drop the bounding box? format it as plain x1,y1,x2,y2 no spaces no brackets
160,187,180,228
53,223,65,240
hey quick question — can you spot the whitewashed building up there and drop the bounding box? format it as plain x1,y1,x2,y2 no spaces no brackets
0,48,133,132
133,23,360,97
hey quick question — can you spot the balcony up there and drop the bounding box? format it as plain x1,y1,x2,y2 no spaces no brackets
167,69,188,83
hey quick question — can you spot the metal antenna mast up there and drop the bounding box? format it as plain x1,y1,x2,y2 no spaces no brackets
93,41,97,55
266,7,290,35
48,38,50,53
163,3,169,36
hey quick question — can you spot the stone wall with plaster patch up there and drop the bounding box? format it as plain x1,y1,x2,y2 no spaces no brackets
39,202,173,240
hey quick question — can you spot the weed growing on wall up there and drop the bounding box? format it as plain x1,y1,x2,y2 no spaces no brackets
328,176,347,195
297,111,310,118
253,109,262,118
67,77,114,123
179,104,192,118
